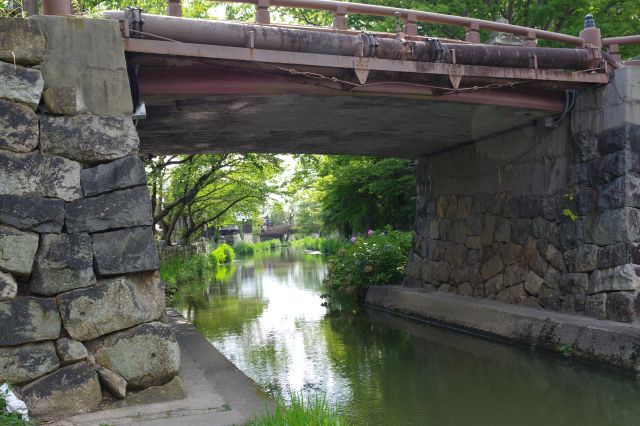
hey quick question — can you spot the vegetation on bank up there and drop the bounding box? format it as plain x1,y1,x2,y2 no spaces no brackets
248,393,350,426
0,393,31,426
291,237,344,255
233,239,282,255
160,243,234,297
321,229,412,311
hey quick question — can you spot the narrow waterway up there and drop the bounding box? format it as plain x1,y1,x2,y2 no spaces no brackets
171,248,640,426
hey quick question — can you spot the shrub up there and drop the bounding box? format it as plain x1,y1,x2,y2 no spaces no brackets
212,243,235,264
234,241,255,255
321,228,412,311
248,393,350,426
254,239,282,251
292,237,344,255
160,253,217,297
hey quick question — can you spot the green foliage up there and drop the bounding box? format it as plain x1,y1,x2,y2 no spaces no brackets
233,239,282,256
161,253,216,297
248,393,350,426
321,229,412,311
292,237,344,255
148,154,282,244
0,392,32,426
310,156,416,236
233,241,255,255
161,243,235,298
212,243,235,265
559,344,575,358
255,239,282,251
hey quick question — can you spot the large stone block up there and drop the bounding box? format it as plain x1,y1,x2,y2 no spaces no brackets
0,195,65,233
0,225,38,276
588,264,640,294
564,245,598,273
21,361,102,419
597,175,640,210
0,61,43,109
81,155,147,197
0,271,17,301
586,208,640,245
606,291,638,322
97,367,127,399
0,151,82,201
0,297,61,346
34,15,133,116
560,273,589,295
87,322,180,389
0,18,46,65
30,233,96,296
40,115,139,163
0,99,39,153
0,342,59,385
55,338,88,366
66,186,152,233
481,255,503,280
57,272,165,341
42,86,77,115
92,226,160,276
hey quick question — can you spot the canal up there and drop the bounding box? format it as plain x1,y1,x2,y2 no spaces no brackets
171,248,640,426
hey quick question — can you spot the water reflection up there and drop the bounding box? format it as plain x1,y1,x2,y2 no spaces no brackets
172,248,640,426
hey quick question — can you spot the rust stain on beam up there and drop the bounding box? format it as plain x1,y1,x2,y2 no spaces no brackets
124,38,609,86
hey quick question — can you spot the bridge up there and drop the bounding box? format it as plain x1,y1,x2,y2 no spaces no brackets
1,2,640,421
99,3,636,157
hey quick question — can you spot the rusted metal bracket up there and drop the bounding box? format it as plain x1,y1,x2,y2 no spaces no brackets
353,57,371,84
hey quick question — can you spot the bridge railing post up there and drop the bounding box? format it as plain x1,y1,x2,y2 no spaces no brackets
41,0,72,15
23,0,39,15
403,12,418,36
166,0,182,17
465,22,480,44
608,43,621,61
256,0,270,25
332,5,347,30
523,30,536,47
579,14,602,48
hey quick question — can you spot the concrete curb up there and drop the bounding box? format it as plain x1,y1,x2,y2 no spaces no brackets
57,309,272,425
365,286,640,373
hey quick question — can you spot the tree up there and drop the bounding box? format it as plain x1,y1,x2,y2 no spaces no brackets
147,153,282,244
312,156,416,236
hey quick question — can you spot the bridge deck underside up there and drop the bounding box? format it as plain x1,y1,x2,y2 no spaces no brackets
134,59,558,158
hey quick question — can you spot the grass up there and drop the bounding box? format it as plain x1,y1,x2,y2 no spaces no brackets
247,393,350,426
233,239,282,256
291,237,344,255
160,243,235,298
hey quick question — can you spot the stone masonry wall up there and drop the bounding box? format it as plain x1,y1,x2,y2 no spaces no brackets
0,16,179,419
404,66,640,323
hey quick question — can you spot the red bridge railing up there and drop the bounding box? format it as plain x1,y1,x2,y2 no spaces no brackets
30,0,640,62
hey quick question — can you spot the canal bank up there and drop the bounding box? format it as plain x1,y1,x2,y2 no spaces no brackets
366,285,640,373
56,309,272,426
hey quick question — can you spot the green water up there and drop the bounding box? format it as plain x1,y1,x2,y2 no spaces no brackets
172,248,640,426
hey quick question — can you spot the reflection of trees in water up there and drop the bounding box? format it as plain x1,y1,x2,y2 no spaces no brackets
319,309,640,426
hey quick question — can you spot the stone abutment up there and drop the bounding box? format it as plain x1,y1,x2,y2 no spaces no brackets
405,66,640,323
0,16,179,419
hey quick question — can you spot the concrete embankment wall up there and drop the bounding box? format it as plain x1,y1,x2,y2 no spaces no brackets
0,17,179,419
404,66,640,323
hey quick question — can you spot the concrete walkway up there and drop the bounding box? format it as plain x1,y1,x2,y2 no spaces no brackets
366,285,640,373
58,309,272,426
